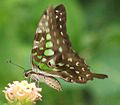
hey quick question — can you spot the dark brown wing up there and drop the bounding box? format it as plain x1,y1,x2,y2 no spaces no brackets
51,4,108,83
31,4,108,85
54,4,72,48
31,4,72,69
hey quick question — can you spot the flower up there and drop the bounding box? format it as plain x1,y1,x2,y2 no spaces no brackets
3,80,42,105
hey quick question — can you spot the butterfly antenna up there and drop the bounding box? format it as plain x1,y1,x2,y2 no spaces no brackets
7,60,26,72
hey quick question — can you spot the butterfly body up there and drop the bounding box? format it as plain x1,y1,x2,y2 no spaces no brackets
25,4,108,91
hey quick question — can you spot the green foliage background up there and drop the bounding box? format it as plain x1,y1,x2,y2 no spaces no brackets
0,0,120,105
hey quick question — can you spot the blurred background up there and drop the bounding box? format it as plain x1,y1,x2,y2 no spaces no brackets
0,0,120,105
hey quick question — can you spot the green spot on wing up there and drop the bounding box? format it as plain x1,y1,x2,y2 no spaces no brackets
46,33,51,40
39,47,44,50
33,58,53,70
32,59,39,66
41,58,47,62
46,41,53,48
44,49,54,56
39,63,53,70
37,55,42,59
33,52,37,56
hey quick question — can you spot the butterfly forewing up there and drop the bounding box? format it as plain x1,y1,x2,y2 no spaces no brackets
54,4,72,48
32,5,71,70
30,4,108,91
32,7,58,69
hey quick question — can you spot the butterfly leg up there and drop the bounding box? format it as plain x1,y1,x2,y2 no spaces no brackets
25,70,40,87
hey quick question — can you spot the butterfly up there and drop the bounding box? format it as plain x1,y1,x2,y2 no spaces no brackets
25,4,108,91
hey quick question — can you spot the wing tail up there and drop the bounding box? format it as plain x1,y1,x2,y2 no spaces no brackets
93,73,108,79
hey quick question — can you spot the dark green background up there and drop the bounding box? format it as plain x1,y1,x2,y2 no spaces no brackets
0,0,120,105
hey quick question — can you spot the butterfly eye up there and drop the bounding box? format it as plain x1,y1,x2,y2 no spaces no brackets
24,72,28,77
24,70,33,78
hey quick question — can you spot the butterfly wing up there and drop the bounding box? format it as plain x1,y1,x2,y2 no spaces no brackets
51,4,108,83
31,4,108,86
25,71,62,91
31,4,72,71
31,6,66,91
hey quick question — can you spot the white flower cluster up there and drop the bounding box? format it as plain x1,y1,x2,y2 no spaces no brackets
3,80,42,105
